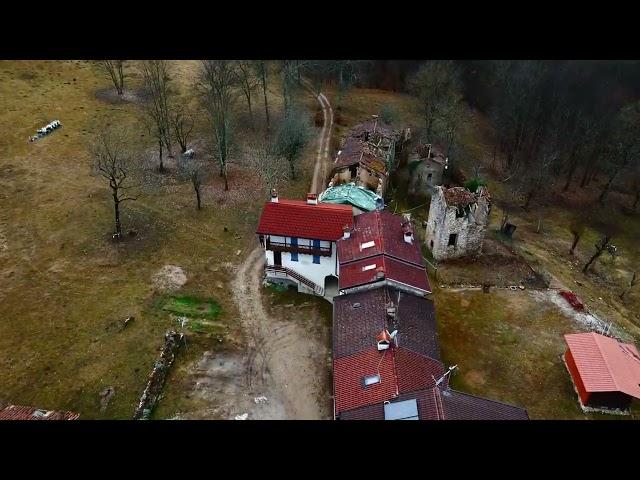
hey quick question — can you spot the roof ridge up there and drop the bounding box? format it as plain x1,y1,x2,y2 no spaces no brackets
438,386,528,413
591,332,622,392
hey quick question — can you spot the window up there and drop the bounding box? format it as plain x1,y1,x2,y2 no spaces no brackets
456,207,465,218
313,239,320,264
427,173,433,181
363,374,381,387
448,233,458,247
290,237,298,261
361,240,375,250
362,264,377,271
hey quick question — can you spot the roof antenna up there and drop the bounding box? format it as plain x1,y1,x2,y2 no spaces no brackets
432,365,458,387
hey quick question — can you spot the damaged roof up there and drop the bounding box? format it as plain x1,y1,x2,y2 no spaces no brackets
334,137,388,175
350,119,399,141
0,404,80,420
443,186,478,207
318,183,382,212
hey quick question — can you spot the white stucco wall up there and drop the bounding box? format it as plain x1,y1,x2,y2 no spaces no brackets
264,234,338,290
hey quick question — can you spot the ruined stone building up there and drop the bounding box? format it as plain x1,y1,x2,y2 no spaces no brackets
328,116,404,198
425,186,491,261
407,143,448,199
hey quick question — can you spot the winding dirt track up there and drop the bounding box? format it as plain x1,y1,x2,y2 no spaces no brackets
227,82,334,419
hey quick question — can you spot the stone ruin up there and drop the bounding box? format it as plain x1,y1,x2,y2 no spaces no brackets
425,185,491,261
133,330,184,420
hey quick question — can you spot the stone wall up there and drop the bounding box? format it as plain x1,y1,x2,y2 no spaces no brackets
425,186,490,261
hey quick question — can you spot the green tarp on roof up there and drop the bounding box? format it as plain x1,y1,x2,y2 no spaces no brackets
318,183,382,212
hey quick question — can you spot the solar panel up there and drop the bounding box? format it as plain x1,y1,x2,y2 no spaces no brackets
384,399,419,420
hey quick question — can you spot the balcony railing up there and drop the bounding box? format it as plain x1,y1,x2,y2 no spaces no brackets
266,239,332,257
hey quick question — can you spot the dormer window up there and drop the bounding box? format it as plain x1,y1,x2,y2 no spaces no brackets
361,241,375,250
362,264,377,272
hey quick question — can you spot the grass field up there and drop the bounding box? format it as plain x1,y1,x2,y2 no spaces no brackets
0,60,317,419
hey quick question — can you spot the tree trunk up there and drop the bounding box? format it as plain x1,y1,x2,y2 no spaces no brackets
579,164,591,188
224,168,229,191
523,190,534,209
563,148,579,192
245,90,253,126
598,170,619,205
570,233,580,255
113,196,122,237
261,61,270,129
158,139,164,172
195,187,201,210
289,158,296,180
583,236,609,273
633,190,640,211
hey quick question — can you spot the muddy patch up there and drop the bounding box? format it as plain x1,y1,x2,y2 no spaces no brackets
153,265,187,292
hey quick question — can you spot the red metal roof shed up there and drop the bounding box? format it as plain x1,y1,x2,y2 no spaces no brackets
564,332,640,409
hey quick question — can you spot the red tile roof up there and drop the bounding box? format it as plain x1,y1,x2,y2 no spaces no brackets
337,210,424,266
333,345,446,415
256,199,353,241
333,288,440,361
0,404,80,420
339,387,529,420
564,332,640,399
338,255,430,293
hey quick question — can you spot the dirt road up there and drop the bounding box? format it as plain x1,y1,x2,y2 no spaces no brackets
186,84,335,420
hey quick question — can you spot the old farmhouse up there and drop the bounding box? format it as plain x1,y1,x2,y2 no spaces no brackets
256,190,353,299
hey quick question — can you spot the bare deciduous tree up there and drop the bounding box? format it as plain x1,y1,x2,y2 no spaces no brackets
619,271,637,299
569,219,585,255
245,137,288,195
253,60,270,129
91,128,138,238
140,60,174,172
407,61,461,142
96,60,126,96
235,61,259,126
274,108,311,180
583,235,613,273
170,104,194,154
199,60,239,191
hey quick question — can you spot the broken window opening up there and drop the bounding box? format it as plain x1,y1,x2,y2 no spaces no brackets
448,233,458,247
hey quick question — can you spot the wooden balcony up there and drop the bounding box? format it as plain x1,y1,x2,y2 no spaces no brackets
266,239,332,257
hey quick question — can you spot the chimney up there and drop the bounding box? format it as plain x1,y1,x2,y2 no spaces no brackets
375,267,385,280
342,225,351,240
376,330,392,351
270,189,278,203
402,219,414,244
306,193,318,205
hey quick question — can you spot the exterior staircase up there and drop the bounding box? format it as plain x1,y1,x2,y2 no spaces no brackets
266,265,325,296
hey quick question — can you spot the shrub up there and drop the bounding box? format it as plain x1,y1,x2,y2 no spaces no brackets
464,177,485,193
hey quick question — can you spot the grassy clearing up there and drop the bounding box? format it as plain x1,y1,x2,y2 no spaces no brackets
158,295,221,320
0,60,317,419
435,287,640,419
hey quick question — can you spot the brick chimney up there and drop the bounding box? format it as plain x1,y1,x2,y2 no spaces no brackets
306,193,318,205
342,225,351,239
270,189,278,203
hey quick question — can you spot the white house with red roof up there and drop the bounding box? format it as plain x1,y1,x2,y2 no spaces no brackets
256,190,354,298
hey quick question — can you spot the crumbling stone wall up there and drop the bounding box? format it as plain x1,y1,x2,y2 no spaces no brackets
133,330,183,420
426,186,491,261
